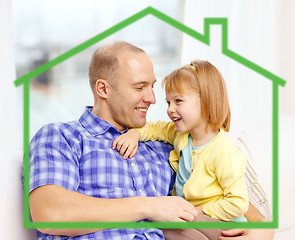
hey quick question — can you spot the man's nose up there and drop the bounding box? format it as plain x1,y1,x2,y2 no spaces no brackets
144,87,156,104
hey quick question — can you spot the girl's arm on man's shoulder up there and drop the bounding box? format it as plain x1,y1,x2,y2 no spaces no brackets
138,120,178,144
112,121,177,159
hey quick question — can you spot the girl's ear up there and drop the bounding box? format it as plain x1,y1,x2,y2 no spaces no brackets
95,79,110,99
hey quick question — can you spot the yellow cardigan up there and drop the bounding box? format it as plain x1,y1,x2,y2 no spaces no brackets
137,121,249,221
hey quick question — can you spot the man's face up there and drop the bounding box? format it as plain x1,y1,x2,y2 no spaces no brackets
107,52,156,132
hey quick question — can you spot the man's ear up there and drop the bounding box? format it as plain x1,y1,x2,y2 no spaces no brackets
95,79,110,99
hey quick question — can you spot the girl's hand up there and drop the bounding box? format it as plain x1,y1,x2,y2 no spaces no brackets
112,129,141,159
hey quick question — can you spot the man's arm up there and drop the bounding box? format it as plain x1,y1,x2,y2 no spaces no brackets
164,203,274,240
218,203,274,240
244,202,268,222
30,185,197,236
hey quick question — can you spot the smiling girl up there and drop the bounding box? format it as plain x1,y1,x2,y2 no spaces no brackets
113,60,249,231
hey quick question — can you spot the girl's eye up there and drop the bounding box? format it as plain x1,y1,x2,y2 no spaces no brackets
176,99,182,103
166,101,170,105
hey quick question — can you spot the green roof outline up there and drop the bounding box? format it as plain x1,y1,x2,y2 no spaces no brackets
16,6,283,230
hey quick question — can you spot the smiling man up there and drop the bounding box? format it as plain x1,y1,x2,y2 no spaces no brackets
28,41,274,240
90,45,156,132
29,41,198,239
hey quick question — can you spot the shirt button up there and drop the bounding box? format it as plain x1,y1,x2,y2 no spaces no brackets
192,151,195,155
131,163,136,167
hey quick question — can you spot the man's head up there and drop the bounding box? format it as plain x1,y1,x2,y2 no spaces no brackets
89,41,156,132
89,41,145,93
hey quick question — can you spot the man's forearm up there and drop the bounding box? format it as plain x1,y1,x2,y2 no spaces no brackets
30,185,150,236
244,203,268,222
40,228,102,237
30,185,149,222
219,203,274,240
30,185,197,237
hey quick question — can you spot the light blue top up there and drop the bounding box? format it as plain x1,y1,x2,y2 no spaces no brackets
175,134,200,198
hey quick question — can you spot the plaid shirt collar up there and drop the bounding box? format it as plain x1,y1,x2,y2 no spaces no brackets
79,106,127,136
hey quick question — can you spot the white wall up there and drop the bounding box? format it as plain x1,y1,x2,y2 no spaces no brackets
0,0,20,152
276,0,295,118
181,0,294,118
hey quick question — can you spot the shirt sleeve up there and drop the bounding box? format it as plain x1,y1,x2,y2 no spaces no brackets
202,149,249,221
29,123,80,193
137,121,178,145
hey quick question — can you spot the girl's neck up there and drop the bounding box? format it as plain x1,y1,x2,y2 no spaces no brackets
190,126,219,148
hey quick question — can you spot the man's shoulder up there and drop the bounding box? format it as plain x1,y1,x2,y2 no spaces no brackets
142,140,174,152
32,120,82,142
42,120,80,131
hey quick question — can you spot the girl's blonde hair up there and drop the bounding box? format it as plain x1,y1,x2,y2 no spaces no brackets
163,60,231,132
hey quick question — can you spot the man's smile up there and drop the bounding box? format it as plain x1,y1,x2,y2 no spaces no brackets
135,107,148,113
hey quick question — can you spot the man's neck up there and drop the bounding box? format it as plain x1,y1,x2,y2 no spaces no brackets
91,105,125,132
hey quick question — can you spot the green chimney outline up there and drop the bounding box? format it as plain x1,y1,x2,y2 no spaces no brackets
15,6,284,230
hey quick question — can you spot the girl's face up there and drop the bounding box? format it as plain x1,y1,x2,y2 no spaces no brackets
165,89,207,134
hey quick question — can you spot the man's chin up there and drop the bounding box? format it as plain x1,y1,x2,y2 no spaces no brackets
132,120,147,128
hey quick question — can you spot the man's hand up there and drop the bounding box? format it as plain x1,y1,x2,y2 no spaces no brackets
144,196,198,222
218,228,274,240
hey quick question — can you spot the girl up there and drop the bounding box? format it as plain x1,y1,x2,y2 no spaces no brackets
113,60,249,230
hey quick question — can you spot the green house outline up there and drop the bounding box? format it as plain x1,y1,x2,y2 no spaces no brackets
14,6,286,230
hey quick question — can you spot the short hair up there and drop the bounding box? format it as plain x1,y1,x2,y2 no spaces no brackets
88,41,145,93
163,60,231,131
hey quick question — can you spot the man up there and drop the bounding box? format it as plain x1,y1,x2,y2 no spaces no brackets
29,41,273,239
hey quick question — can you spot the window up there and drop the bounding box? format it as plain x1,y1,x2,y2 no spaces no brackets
13,0,184,137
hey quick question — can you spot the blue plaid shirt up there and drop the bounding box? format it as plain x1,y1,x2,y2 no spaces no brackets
29,107,175,240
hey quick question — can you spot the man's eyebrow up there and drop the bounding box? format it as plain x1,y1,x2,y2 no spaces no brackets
132,80,157,86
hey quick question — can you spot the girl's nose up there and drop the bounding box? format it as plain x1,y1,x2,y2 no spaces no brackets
167,104,175,114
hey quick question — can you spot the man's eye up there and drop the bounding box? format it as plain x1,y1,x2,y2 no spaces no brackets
136,87,144,90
